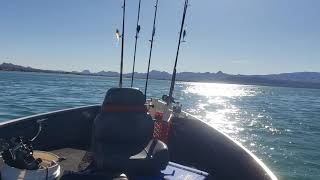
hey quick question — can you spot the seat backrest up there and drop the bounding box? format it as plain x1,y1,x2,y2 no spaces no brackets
92,88,154,155
102,88,146,106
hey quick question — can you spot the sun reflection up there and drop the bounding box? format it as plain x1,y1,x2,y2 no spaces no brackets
206,110,238,134
184,82,256,97
184,82,258,138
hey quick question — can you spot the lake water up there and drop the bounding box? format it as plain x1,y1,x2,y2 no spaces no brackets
0,71,319,180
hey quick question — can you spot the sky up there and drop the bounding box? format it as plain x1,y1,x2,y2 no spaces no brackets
0,0,319,75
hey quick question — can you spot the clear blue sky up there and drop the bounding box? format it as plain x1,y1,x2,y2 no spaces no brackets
0,0,319,75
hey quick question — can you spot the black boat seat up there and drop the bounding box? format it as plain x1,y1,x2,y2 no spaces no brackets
92,88,169,175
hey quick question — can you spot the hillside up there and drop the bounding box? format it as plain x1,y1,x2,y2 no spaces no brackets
1,62,320,89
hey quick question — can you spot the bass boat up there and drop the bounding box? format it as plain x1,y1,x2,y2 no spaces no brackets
0,0,277,179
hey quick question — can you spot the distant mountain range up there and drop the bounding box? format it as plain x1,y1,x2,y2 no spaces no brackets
1,62,320,89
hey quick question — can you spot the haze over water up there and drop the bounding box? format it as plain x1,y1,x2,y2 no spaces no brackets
0,71,319,180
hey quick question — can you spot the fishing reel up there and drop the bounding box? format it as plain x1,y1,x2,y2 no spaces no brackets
162,95,182,114
0,136,42,170
0,119,47,170
162,95,175,104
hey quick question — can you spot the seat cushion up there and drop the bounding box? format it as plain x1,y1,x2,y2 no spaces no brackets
92,88,154,155
92,88,169,175
130,139,170,174
95,139,169,175
93,112,154,146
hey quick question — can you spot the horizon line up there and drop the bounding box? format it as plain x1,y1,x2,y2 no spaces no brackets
1,62,319,76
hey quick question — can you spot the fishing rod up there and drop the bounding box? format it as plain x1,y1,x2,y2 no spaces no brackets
144,0,159,96
131,0,142,87
168,0,189,104
119,0,126,88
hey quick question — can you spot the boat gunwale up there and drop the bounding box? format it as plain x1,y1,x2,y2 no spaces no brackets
181,110,278,180
0,104,100,127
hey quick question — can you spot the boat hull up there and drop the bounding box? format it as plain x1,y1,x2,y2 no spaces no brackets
0,105,277,180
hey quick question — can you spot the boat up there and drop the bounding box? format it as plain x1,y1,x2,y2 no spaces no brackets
0,0,277,179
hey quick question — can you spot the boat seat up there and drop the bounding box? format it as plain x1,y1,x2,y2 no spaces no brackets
92,88,169,175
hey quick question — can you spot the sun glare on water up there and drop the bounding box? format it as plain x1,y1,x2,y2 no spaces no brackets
183,82,258,138
185,82,254,97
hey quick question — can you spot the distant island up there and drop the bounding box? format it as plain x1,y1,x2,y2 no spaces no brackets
1,62,320,89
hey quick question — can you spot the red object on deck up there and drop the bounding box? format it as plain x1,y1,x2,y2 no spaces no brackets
153,112,171,144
